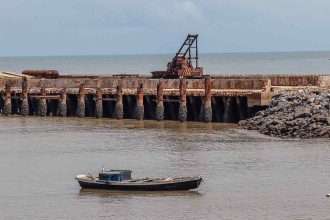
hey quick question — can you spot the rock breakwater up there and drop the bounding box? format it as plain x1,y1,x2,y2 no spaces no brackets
239,89,330,138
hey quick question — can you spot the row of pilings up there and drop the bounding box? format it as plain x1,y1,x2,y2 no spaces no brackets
0,78,258,123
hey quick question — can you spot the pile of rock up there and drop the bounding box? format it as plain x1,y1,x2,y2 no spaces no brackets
239,89,330,138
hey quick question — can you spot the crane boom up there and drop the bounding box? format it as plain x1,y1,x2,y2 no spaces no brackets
151,34,203,78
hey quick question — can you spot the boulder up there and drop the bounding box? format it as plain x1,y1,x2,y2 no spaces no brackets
239,89,330,138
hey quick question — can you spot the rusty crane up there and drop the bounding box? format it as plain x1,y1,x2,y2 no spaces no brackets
152,34,203,78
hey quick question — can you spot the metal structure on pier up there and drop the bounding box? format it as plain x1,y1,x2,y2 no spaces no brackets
152,34,203,79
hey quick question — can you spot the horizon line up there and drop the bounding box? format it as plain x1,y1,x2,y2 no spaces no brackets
1,49,330,58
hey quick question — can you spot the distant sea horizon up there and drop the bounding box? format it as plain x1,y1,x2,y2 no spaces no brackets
1,50,330,76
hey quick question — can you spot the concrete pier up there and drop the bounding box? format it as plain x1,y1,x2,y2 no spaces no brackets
0,72,329,123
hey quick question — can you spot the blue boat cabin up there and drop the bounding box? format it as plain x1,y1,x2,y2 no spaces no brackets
99,170,132,182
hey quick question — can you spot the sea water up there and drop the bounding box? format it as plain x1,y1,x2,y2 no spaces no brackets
1,51,330,75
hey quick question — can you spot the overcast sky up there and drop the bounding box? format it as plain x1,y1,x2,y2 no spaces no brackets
1,0,330,56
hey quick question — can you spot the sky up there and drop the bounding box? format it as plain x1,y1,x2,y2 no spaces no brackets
1,0,330,56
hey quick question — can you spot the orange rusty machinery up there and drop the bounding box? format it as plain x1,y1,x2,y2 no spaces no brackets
152,34,203,78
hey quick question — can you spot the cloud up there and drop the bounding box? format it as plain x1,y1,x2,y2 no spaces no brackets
1,0,330,56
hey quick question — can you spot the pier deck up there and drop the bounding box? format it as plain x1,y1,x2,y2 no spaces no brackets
0,72,329,123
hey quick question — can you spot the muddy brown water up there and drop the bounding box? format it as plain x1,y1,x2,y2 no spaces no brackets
0,117,330,220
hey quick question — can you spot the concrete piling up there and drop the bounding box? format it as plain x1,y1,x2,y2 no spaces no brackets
11,91,20,114
77,84,85,117
3,83,12,116
38,87,47,117
21,77,29,116
114,83,124,119
236,96,247,121
135,83,144,120
223,97,232,122
95,87,103,118
59,88,67,117
156,81,164,121
203,77,212,122
178,79,187,122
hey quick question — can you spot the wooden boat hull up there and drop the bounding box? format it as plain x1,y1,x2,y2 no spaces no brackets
77,177,202,191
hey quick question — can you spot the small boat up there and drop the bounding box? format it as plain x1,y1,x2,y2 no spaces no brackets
75,169,202,191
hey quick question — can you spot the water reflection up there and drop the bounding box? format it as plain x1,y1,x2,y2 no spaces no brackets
79,188,203,198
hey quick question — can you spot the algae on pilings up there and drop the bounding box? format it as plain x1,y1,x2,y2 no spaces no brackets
114,102,123,119
223,97,233,123
203,105,212,122
3,83,12,116
203,76,212,122
178,103,187,122
38,99,47,117
21,97,29,116
3,100,11,116
155,102,164,121
77,99,85,117
114,83,124,119
95,87,103,118
59,89,67,117
59,101,67,117
156,81,164,121
21,77,29,116
95,99,103,118
178,78,187,122
135,83,144,120
236,96,248,121
77,84,86,117
135,105,144,120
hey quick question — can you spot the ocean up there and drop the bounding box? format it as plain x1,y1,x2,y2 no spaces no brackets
0,118,330,220
1,51,330,75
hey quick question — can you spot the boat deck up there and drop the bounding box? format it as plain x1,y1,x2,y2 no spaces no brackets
77,175,200,184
